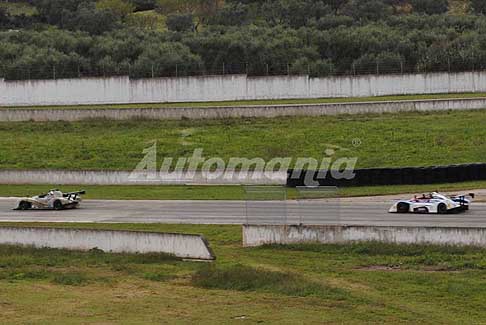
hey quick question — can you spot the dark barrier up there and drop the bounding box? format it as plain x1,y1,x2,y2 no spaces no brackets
480,164,486,180
399,167,412,185
287,163,486,187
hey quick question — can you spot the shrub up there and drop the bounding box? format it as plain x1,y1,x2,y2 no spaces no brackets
410,0,448,15
166,13,194,32
471,0,486,15
192,264,348,299
52,272,89,285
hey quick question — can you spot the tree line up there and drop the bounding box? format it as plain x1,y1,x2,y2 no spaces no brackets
1,0,486,80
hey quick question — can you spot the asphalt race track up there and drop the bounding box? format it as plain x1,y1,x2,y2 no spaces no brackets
0,197,485,227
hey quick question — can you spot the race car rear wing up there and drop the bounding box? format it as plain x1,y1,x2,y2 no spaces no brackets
457,193,474,199
451,193,475,205
62,190,86,199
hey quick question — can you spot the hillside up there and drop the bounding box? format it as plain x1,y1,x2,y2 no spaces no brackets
1,0,486,80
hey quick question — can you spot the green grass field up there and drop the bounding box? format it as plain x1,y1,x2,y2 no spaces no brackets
0,181,485,200
0,110,485,170
3,92,486,110
1,222,486,323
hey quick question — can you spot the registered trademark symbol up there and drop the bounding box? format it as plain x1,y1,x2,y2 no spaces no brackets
352,138,362,147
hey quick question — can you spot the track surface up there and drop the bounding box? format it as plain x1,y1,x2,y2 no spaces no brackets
0,197,485,227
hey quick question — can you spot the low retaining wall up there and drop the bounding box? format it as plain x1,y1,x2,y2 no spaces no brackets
0,169,286,185
1,97,486,122
243,224,486,247
0,226,215,260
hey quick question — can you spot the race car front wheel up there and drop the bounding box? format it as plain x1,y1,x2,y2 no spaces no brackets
397,202,410,213
18,201,32,210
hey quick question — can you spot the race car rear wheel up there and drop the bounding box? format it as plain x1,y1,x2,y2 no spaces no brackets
18,201,32,210
53,200,63,210
437,203,447,214
397,202,410,213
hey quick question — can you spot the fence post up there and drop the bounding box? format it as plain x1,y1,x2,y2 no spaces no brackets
176,64,178,77
400,60,403,74
376,60,379,75
266,63,269,76
245,62,248,75
151,64,154,78
222,62,225,75
287,63,290,76
53,66,56,80
352,62,356,75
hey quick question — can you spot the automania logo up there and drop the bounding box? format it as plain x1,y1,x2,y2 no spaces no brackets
129,142,358,186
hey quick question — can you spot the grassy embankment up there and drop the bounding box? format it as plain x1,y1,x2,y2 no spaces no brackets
0,109,485,198
1,222,486,323
1,110,485,170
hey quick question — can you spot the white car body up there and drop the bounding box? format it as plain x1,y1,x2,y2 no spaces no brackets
389,192,473,214
14,189,85,210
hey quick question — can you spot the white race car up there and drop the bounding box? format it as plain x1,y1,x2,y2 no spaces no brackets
14,189,86,210
389,192,474,214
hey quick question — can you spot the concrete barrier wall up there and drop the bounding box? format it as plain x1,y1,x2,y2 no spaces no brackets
1,97,486,122
247,75,310,99
2,71,486,107
0,77,130,106
243,224,486,247
0,226,215,260
129,75,248,103
0,169,286,185
308,72,486,97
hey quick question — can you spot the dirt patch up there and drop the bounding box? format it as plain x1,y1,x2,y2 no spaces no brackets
357,265,402,272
